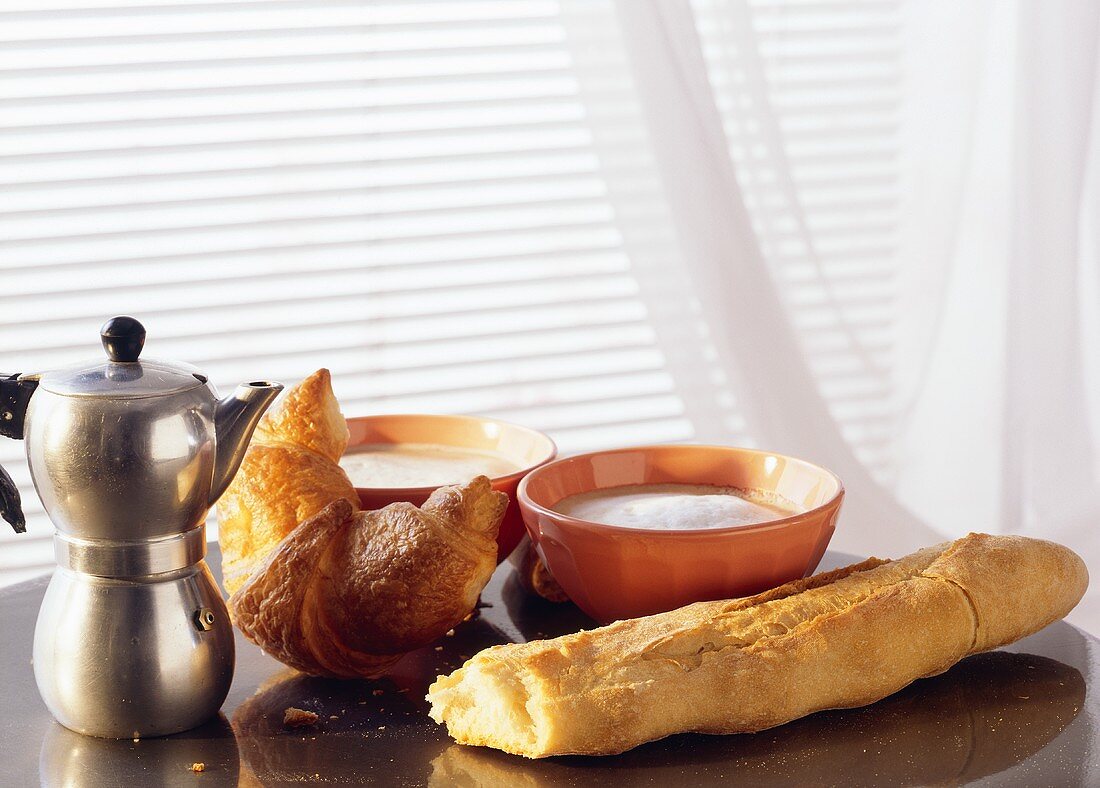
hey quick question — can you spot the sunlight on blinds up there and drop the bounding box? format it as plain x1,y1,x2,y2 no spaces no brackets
693,0,900,484
0,0,739,583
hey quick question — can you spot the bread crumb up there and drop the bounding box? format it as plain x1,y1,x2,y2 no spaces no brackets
434,646,443,652
329,715,339,720
445,629,455,637
283,707,319,728
378,726,386,730
191,763,205,773
372,689,384,696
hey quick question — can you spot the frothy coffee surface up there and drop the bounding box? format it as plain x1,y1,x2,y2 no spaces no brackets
340,443,520,488
554,483,796,530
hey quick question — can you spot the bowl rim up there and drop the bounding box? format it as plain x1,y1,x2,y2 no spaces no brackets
517,443,845,537
343,413,558,495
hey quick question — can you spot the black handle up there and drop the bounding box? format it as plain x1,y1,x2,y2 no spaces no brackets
0,373,35,534
0,373,35,441
0,465,24,534
100,315,146,363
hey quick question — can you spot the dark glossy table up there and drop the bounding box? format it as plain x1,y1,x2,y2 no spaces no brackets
2,548,1097,787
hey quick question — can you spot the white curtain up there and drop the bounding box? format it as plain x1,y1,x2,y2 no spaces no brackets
568,0,1100,632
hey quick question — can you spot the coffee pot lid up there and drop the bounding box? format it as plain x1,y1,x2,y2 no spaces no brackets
37,316,207,398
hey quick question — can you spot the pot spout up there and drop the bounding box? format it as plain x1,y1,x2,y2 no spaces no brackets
209,380,283,506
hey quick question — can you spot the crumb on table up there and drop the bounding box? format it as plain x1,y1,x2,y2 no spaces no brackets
191,763,205,773
283,707,320,729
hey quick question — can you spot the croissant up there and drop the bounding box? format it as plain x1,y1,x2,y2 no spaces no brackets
217,368,359,594
229,478,506,677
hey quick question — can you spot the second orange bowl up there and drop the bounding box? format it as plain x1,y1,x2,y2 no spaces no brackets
345,414,557,562
517,444,844,623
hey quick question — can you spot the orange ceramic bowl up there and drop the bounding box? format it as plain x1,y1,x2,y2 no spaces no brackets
517,444,843,623
345,414,557,562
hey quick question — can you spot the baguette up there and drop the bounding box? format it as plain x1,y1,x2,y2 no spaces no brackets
428,651,1084,785
427,533,1088,758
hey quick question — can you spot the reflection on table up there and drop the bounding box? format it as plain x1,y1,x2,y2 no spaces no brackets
40,715,240,787
31,559,1095,788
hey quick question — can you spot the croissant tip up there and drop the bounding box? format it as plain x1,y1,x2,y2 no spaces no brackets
324,496,355,520
468,474,491,491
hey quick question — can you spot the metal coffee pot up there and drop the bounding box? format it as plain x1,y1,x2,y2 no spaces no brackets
0,316,282,738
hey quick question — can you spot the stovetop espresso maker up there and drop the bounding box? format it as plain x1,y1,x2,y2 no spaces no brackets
0,316,282,738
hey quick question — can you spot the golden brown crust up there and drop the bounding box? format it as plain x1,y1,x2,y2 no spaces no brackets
922,532,1086,651
317,481,505,656
252,368,349,463
229,477,507,679
427,534,1088,758
218,444,359,593
216,369,358,594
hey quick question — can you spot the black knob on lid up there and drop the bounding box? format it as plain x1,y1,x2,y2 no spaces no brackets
100,316,146,362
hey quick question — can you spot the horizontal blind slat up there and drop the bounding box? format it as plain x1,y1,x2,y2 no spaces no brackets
3,10,570,33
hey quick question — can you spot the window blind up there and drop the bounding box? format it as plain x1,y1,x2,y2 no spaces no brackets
0,0,739,585
0,0,902,585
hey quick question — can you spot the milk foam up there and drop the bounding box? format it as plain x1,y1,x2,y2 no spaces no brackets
340,443,520,488
554,483,795,530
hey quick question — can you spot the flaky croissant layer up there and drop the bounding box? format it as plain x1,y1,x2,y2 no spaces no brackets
217,368,358,595
230,476,506,678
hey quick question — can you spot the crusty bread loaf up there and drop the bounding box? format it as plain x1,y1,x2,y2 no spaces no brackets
428,651,1084,785
427,533,1088,758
